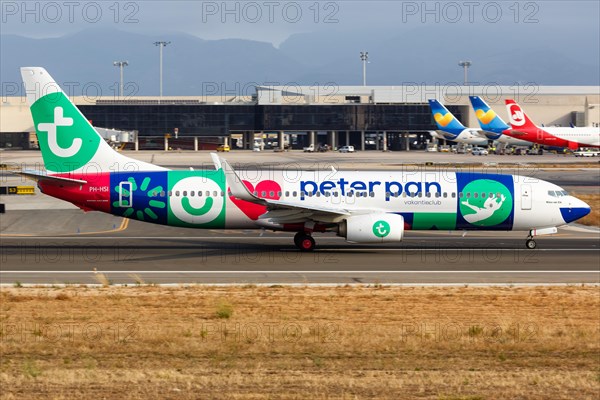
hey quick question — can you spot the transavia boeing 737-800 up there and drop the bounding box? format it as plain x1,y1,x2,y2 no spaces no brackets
504,99,600,150
19,68,591,250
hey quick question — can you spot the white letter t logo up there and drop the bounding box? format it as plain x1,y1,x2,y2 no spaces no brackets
38,107,81,157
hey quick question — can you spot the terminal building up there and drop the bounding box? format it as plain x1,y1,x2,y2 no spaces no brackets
1,85,599,151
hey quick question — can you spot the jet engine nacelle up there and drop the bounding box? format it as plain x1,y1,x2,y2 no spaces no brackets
338,213,404,243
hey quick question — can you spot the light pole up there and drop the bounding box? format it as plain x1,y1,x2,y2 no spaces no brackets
360,51,369,86
113,61,128,97
458,60,472,85
154,41,171,98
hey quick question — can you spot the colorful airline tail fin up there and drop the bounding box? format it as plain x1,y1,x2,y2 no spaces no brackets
469,96,510,139
20,67,165,174
428,99,465,138
505,99,538,130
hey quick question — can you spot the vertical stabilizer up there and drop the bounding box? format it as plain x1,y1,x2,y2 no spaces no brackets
21,67,166,174
469,96,510,138
505,99,538,130
428,99,466,138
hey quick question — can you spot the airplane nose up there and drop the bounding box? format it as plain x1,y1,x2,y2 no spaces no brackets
560,198,591,224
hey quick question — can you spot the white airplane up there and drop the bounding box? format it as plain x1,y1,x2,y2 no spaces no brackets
19,67,591,250
468,96,533,147
504,99,600,149
428,99,489,146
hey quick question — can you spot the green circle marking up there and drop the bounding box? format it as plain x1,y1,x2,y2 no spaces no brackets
373,220,391,238
459,179,513,226
30,92,100,172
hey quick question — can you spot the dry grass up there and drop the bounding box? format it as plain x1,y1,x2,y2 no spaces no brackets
572,193,600,227
1,286,599,399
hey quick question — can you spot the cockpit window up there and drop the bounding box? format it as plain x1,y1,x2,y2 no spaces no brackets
549,190,569,197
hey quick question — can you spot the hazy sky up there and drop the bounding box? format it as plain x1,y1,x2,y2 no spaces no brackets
2,1,599,93
2,1,599,46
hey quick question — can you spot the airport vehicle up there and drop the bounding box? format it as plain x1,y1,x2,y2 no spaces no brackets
574,149,600,157
339,145,355,153
468,96,533,147
428,100,489,146
216,144,230,152
504,99,600,150
426,143,438,152
19,68,591,250
303,144,314,152
471,147,489,156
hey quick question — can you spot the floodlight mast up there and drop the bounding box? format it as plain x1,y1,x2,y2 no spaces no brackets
360,51,369,86
113,61,129,98
154,41,171,98
458,60,472,85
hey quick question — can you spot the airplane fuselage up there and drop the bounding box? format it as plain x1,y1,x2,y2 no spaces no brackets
39,169,588,232
504,127,600,149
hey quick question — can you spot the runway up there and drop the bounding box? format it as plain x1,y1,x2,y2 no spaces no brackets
1,229,598,285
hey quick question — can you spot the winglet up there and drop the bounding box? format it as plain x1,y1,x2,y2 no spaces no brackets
210,152,222,170
218,156,263,203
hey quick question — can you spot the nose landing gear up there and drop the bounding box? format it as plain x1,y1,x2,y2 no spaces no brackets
294,232,316,251
525,227,558,249
525,237,537,249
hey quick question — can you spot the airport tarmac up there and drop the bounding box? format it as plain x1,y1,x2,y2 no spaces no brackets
1,210,598,285
2,149,600,170
1,150,598,285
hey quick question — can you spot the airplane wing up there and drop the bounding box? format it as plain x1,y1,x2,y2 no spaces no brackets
16,169,87,185
217,156,351,220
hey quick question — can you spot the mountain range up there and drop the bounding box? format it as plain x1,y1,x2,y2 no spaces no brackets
1,26,598,96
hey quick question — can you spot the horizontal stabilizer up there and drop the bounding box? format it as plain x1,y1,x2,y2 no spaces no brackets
17,170,87,185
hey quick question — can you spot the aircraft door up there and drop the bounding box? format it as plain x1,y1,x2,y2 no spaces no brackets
118,181,133,208
521,184,532,210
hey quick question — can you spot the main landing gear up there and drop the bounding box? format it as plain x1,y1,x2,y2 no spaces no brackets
294,232,316,251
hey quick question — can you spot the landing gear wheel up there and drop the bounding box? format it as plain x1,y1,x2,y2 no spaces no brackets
293,232,303,248
294,232,315,251
525,239,537,249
